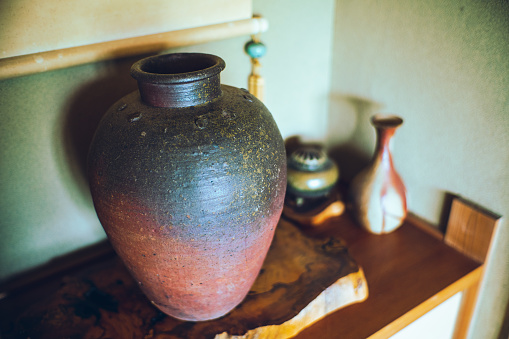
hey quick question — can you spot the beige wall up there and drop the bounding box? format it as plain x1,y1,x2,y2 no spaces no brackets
0,0,507,337
0,0,251,58
328,1,509,338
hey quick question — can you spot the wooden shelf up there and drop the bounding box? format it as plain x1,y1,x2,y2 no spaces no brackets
294,213,481,339
0,211,480,339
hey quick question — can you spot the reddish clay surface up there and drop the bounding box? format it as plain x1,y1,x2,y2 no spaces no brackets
88,53,287,321
92,192,284,321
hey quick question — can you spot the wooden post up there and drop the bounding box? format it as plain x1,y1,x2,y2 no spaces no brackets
444,197,501,339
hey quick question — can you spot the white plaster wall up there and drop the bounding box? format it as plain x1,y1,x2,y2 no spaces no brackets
329,1,509,338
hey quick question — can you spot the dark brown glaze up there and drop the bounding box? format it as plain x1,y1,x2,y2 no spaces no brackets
130,53,225,108
87,53,287,321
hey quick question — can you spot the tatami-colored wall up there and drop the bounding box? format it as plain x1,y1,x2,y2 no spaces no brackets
0,0,507,338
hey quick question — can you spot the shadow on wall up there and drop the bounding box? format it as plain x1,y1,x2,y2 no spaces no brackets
59,56,143,205
499,300,509,339
437,192,458,234
326,93,384,183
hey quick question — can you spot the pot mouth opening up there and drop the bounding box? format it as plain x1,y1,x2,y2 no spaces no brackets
131,53,225,84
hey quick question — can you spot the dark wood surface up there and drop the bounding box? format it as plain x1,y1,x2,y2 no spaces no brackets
294,213,480,339
0,218,363,339
0,211,480,339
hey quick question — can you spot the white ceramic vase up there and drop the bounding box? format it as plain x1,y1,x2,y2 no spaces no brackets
350,114,407,234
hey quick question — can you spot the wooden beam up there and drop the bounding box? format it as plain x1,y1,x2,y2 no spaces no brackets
0,17,268,80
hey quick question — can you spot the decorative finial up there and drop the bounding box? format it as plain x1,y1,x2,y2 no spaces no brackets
244,34,267,101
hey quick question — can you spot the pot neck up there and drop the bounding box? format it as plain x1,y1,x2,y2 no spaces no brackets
130,53,225,108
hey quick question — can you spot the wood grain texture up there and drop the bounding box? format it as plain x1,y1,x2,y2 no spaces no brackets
444,197,501,339
293,212,480,339
0,219,367,339
445,197,501,264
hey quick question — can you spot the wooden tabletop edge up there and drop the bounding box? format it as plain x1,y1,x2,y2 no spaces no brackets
366,265,483,339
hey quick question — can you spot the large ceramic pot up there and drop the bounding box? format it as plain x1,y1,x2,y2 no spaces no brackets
87,53,287,321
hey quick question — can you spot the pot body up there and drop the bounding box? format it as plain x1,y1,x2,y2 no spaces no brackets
87,53,286,321
350,114,407,234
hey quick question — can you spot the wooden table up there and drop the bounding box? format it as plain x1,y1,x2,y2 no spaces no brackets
0,211,481,339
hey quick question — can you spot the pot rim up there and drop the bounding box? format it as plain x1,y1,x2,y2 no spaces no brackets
131,53,226,85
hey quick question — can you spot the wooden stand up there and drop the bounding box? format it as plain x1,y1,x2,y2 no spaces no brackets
283,189,345,228
0,219,367,339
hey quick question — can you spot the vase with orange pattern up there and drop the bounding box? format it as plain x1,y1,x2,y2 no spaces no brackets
350,114,407,234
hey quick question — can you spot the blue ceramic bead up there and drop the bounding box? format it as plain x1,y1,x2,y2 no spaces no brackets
244,40,267,59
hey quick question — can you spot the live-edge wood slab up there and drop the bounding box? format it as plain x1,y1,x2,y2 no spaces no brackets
1,218,367,339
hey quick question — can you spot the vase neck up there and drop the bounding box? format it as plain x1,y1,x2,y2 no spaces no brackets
375,128,395,165
130,53,225,108
372,115,403,166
